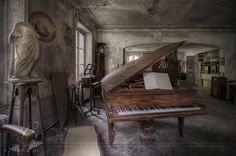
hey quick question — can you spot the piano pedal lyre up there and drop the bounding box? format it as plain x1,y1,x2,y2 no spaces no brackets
139,120,155,142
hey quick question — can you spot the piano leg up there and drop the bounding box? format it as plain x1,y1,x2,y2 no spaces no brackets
178,117,184,136
108,122,114,144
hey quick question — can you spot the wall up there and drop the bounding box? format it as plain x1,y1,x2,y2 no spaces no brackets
0,0,4,105
98,28,236,81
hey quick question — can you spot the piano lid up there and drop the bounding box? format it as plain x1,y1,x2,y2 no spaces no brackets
101,41,186,93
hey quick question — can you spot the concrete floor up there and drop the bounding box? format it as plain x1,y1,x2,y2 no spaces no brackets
34,88,236,156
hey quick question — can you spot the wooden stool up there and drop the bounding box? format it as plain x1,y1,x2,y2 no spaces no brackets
7,79,46,156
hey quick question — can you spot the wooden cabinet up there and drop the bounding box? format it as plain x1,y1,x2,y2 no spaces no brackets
211,76,227,99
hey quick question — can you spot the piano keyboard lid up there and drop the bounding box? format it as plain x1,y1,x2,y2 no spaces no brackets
101,41,186,93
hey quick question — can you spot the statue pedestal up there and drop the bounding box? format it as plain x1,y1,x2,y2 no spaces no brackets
7,78,47,155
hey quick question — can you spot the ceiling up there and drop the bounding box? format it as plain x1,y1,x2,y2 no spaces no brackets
74,0,236,29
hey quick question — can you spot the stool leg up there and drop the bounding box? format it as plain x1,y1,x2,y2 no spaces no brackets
27,88,32,129
9,86,18,124
34,85,47,156
27,88,33,156
20,87,26,126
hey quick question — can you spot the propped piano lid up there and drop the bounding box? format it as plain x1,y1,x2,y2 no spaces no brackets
101,41,186,93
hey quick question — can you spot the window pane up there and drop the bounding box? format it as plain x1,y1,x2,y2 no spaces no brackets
128,55,141,63
75,30,86,81
79,65,84,78
79,32,84,49
79,49,84,64
76,31,79,48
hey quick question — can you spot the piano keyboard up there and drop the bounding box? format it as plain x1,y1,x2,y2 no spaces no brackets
116,105,201,116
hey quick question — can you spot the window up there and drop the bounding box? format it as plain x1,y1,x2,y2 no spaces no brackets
76,31,85,81
126,52,143,63
128,55,141,62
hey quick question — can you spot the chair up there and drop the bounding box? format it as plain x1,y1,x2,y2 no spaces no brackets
0,115,35,156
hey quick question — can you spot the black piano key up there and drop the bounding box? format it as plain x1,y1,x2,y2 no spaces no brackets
144,107,148,110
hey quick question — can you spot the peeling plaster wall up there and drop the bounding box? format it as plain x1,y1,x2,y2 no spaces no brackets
98,28,236,81
28,0,77,128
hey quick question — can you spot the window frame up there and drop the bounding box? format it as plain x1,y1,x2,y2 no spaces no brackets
75,30,86,81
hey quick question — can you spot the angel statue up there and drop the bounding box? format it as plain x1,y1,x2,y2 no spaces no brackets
8,21,40,81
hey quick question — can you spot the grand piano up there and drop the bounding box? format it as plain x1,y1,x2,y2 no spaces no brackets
101,41,206,144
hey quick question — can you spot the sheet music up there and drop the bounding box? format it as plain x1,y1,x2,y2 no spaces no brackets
143,72,173,90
